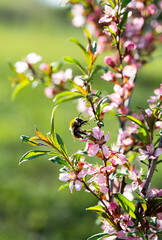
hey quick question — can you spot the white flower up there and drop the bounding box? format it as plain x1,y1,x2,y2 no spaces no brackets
15,61,28,73
26,53,42,64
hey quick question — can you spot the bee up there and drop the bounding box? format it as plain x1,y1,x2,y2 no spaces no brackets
69,117,88,139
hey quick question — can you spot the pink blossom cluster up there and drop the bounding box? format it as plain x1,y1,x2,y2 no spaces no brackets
58,124,162,238
13,52,73,99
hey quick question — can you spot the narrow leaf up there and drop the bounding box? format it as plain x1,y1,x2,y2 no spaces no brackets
35,127,48,142
50,105,59,145
89,65,105,80
19,150,51,164
51,60,64,73
87,233,110,240
121,0,132,9
86,205,105,213
64,56,86,75
54,91,83,104
83,27,91,40
55,133,68,158
58,183,69,192
49,156,70,168
119,11,128,28
118,114,149,138
12,81,30,100
137,127,150,144
70,38,90,66
20,135,39,146
114,193,139,219
107,0,115,8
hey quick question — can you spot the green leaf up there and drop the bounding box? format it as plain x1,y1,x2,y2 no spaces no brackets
50,106,59,146
83,27,91,40
19,150,51,164
118,114,150,140
137,127,150,144
146,196,162,216
70,38,90,66
54,91,83,104
89,65,106,80
131,133,143,142
12,80,30,100
96,96,109,115
119,11,128,28
87,233,110,240
104,26,117,39
58,183,69,192
64,56,86,75
49,156,70,168
55,133,68,158
114,193,140,219
20,135,38,146
146,217,157,228
86,205,105,213
107,0,115,8
51,60,64,73
121,0,132,9
154,106,162,111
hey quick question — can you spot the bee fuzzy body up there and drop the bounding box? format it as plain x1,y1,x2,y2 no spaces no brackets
69,117,88,139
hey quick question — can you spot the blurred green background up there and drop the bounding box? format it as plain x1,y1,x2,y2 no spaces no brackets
0,0,161,239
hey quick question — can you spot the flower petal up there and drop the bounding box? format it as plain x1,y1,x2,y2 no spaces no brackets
75,180,82,191
69,181,74,193
88,144,99,157
93,127,104,140
102,144,110,158
155,147,162,157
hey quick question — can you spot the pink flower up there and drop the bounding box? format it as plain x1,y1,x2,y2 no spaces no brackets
122,137,134,146
148,85,162,102
109,202,117,211
71,4,85,27
44,87,55,98
104,56,116,68
124,41,136,53
15,61,28,73
125,80,135,90
109,154,127,166
102,105,113,113
133,17,144,31
118,106,129,115
97,36,108,53
101,71,115,82
146,3,157,16
146,188,162,197
154,85,162,99
139,143,162,160
114,84,124,96
108,93,122,106
39,63,51,74
86,127,110,158
105,22,118,36
123,65,137,78
59,168,87,193
99,5,116,23
52,68,72,85
147,96,158,103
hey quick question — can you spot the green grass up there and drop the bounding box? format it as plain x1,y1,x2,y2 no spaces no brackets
0,1,162,239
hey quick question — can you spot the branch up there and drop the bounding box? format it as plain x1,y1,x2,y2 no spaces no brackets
141,136,162,196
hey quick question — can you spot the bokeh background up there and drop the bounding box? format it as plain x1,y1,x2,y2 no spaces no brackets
0,0,162,239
